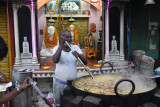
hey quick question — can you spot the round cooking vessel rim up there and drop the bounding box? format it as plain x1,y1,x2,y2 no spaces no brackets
72,73,157,96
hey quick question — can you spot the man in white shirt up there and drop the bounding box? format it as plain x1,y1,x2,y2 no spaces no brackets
52,30,87,107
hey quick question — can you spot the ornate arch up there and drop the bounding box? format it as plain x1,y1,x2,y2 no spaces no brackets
37,0,51,10
37,0,101,11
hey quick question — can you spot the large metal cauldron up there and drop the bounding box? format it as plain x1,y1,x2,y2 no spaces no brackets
72,62,157,107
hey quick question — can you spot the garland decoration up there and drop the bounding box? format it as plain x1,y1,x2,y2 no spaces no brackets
87,50,95,59
46,0,58,15
87,32,94,49
45,26,58,48
41,66,51,70
93,64,101,68
67,25,78,45
57,15,64,30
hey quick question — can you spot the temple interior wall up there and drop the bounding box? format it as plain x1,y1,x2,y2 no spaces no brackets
38,6,46,52
37,1,100,52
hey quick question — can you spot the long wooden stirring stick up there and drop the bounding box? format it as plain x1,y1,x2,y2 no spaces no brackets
65,41,94,79
150,75,160,79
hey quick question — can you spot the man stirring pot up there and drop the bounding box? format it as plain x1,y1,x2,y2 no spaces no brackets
52,30,87,107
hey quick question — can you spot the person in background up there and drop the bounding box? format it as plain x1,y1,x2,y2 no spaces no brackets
0,36,32,104
52,30,87,107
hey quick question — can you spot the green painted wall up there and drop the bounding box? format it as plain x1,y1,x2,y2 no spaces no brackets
130,0,160,59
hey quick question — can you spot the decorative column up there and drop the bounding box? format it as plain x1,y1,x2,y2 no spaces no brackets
104,0,111,61
12,3,21,65
119,3,125,60
31,1,38,64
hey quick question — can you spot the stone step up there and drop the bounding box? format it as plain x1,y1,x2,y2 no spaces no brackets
83,95,102,107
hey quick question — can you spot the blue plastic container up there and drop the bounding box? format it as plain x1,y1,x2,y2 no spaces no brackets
155,71,160,75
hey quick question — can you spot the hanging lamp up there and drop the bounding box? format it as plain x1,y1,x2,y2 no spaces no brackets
145,0,155,5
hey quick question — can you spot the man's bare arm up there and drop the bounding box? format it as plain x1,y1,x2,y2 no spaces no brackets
0,89,19,104
78,54,87,65
0,77,32,104
52,45,63,63
72,51,87,65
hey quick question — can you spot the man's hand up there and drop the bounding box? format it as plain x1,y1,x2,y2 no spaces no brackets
19,77,32,92
60,36,65,46
72,51,79,58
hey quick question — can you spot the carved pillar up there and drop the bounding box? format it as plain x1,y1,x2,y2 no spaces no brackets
30,1,38,64
12,3,21,65
119,3,125,60
104,0,111,61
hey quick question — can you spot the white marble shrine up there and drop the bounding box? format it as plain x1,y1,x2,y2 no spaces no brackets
12,2,40,69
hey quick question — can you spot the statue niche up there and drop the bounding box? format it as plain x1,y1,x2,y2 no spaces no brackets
40,25,58,57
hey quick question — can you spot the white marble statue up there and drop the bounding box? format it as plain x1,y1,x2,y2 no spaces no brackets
21,36,32,58
40,26,58,57
69,24,79,46
110,35,119,54
23,37,29,53
70,24,74,43
111,35,117,51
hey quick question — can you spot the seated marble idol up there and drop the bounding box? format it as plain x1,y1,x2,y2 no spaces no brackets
67,24,79,45
110,35,119,54
22,36,30,54
40,26,58,57
21,36,32,58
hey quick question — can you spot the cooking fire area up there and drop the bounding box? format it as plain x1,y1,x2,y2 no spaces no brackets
60,78,160,107
59,61,160,107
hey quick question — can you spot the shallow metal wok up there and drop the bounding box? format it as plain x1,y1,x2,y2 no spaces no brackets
71,62,158,107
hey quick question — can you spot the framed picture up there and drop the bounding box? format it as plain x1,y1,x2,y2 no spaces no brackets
59,0,80,14
91,0,98,3
45,0,59,14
